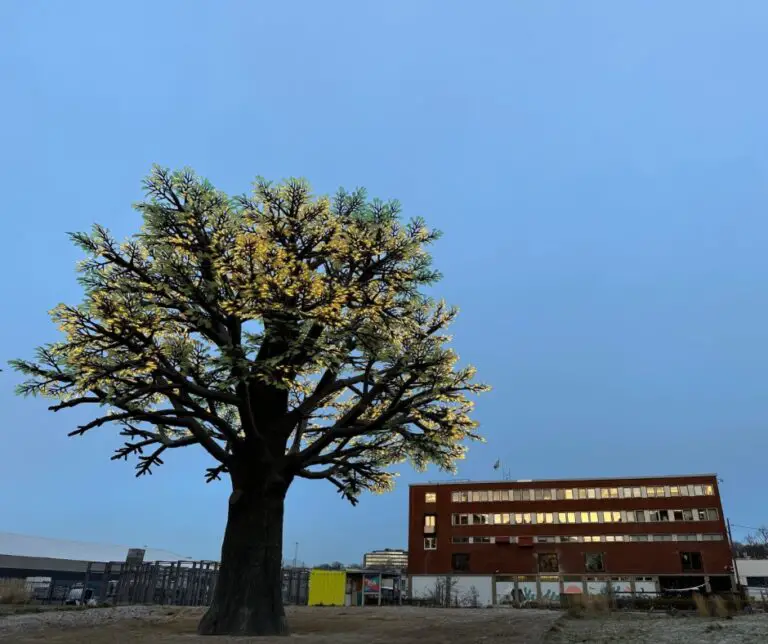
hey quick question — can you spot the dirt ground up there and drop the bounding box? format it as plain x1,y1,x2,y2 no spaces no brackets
546,612,768,644
0,605,561,643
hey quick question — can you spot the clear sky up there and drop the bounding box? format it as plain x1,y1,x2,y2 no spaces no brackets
1,1,766,565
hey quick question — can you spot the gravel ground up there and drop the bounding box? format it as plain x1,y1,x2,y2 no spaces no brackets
546,613,768,644
0,605,561,643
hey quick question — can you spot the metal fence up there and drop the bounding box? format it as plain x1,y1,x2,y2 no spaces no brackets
3,563,310,607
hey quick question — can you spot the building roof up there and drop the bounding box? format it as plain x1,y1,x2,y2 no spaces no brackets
0,531,192,563
409,473,718,487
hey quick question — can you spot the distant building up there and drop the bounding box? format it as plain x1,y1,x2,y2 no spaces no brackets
0,531,190,579
734,558,768,600
363,549,408,570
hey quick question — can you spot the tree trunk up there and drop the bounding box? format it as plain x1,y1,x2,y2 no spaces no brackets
197,484,288,636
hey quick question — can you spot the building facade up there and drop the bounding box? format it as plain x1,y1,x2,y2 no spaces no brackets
363,549,408,570
408,475,733,606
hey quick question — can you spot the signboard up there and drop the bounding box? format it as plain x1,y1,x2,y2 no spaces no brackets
125,548,146,567
364,575,381,594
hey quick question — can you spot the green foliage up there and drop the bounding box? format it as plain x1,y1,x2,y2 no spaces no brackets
12,166,488,502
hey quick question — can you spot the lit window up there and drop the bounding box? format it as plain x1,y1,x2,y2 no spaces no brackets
603,511,613,523
587,489,596,499
545,513,554,524
632,487,642,498
606,535,615,542
704,485,714,496
590,511,599,524
514,513,523,525
558,512,568,524
565,489,574,500
601,488,610,499
424,515,436,527
568,512,576,524
614,535,624,542
612,511,621,523
578,488,587,499
424,537,437,550
425,492,437,503
609,488,619,498
581,512,590,524
621,487,632,498
536,513,545,524
523,513,532,524
669,486,679,497
646,487,656,498
543,489,553,501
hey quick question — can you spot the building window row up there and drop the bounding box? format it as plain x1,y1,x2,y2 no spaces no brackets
448,483,715,504
447,551,704,574
436,533,724,547
450,507,719,526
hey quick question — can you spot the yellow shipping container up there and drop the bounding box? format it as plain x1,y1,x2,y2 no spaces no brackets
308,569,346,606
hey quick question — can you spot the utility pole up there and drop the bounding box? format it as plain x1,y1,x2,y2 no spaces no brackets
727,518,741,594
293,542,299,569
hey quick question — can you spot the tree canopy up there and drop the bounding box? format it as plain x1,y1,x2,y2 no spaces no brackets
13,166,487,502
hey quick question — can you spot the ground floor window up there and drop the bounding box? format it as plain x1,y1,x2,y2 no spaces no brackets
585,552,605,572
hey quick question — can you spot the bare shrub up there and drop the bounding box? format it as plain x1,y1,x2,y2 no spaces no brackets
0,579,30,605
693,592,710,617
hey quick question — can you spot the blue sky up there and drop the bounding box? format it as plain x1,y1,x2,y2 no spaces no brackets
1,1,766,564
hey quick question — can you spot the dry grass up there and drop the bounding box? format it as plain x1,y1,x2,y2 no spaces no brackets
0,605,562,643
0,580,29,605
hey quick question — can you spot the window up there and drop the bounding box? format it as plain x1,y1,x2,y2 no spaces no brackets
567,512,576,524
677,534,697,541
603,511,614,523
587,488,597,499
473,513,488,525
452,491,467,503
564,489,574,500
649,510,661,522
424,537,437,550
512,490,522,501
558,512,567,524
585,553,605,572
635,510,646,522
653,534,673,542
590,511,599,523
704,484,714,496
682,509,693,521
659,510,669,522
697,509,707,521
534,489,544,501
521,490,530,501
425,492,437,503
536,512,545,524
632,487,642,498
679,485,689,496
536,536,556,543
669,486,680,497
622,487,632,499
578,488,587,499
543,489,553,501
706,508,719,521
424,515,436,528
693,485,704,496
673,510,684,521
630,535,648,542
451,536,469,544
539,553,559,573
680,552,702,571
556,489,565,500
452,553,470,572
560,536,579,543
473,536,491,544
702,533,723,541
453,514,469,525
746,577,768,587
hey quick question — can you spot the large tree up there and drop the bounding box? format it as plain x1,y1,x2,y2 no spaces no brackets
12,167,487,636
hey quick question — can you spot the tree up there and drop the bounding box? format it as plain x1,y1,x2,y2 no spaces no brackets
12,167,487,636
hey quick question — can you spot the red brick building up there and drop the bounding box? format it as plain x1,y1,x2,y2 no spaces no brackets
407,474,733,605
